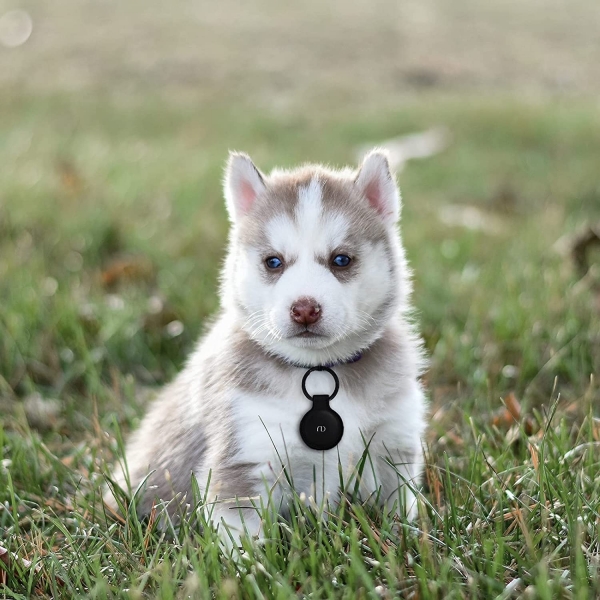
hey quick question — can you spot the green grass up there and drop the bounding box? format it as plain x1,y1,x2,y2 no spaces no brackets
1,90,600,598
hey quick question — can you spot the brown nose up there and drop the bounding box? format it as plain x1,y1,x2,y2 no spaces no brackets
291,297,321,325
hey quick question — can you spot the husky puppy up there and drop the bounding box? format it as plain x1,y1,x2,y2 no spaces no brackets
106,150,427,545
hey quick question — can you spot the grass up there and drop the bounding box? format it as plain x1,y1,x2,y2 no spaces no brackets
1,89,600,598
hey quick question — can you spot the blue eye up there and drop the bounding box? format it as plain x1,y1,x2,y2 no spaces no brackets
265,256,283,269
332,254,351,267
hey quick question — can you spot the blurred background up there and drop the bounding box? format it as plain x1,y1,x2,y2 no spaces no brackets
1,0,599,435
3,1,600,103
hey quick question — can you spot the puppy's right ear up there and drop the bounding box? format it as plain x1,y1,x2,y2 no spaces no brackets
224,152,266,222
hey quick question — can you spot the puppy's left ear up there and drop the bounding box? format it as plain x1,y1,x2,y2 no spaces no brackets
355,150,401,224
224,152,266,222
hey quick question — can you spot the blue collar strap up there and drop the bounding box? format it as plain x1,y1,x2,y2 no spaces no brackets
288,351,362,370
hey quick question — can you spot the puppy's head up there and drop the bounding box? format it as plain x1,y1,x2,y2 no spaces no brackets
222,150,409,366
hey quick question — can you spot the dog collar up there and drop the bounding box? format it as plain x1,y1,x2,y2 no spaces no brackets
287,351,362,370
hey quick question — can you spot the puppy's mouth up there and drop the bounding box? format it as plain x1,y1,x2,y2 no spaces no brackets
285,325,330,342
293,330,324,339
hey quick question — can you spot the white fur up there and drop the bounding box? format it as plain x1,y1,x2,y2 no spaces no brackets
214,158,424,542
113,152,427,550
187,316,426,545
229,184,398,366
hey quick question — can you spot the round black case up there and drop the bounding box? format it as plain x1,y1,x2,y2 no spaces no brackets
299,367,344,451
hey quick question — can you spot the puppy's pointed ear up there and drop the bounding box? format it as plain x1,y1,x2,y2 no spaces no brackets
355,150,401,224
224,152,266,222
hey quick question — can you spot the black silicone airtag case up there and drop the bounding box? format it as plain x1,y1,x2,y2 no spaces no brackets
300,367,344,451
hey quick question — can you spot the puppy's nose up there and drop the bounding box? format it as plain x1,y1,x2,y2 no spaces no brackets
291,297,321,325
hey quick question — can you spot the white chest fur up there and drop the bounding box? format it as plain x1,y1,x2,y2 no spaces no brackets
226,369,392,505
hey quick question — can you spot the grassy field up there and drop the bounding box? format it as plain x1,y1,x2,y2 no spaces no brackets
2,91,600,599
2,1,600,598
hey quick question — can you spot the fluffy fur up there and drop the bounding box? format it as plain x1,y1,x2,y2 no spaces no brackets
106,150,428,546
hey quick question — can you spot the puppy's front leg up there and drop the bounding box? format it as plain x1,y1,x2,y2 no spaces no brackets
370,421,425,521
212,499,264,550
376,445,423,520
204,463,285,550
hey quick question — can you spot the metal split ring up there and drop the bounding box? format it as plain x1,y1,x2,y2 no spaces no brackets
301,366,340,401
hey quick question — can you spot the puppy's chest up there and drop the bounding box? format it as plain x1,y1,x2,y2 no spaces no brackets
232,383,383,468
